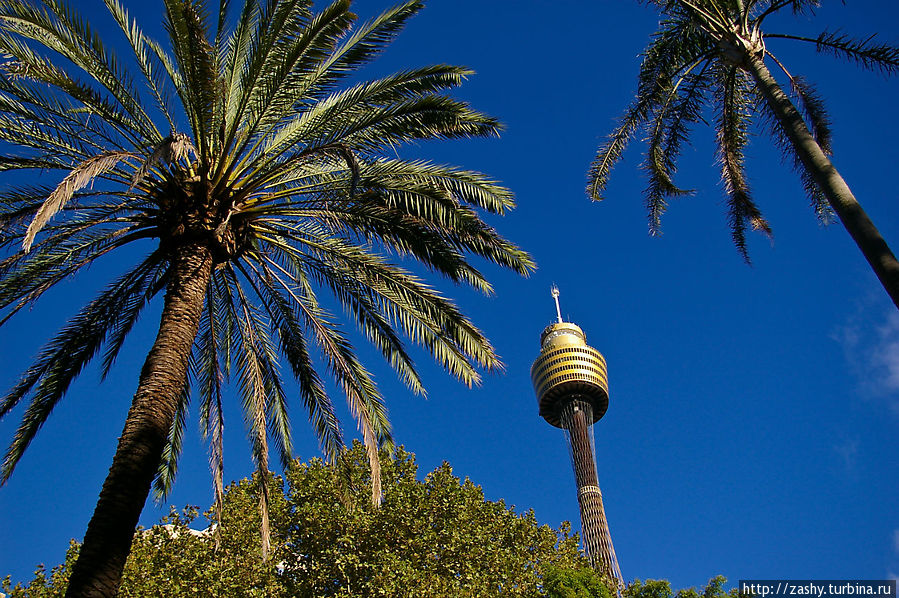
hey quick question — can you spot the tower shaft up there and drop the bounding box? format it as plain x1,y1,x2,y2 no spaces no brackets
561,399,622,581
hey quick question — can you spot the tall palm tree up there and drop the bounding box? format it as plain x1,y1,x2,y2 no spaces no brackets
0,0,533,596
588,0,899,309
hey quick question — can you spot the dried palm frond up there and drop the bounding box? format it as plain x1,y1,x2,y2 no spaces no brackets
130,132,198,189
23,151,135,253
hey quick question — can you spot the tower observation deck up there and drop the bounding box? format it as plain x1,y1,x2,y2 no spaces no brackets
530,287,622,584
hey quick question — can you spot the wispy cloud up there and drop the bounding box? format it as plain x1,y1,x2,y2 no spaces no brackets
875,313,899,394
833,437,858,474
832,306,899,415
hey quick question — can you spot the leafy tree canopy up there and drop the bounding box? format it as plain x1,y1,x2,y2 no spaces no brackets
3,443,590,597
542,573,747,598
626,576,745,598
542,564,614,598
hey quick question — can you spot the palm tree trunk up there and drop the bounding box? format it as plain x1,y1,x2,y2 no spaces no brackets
746,54,899,310
65,243,214,598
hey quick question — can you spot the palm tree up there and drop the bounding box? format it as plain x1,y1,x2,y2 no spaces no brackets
0,0,533,596
588,0,899,309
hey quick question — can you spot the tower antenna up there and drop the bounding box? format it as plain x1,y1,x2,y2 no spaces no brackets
551,285,563,323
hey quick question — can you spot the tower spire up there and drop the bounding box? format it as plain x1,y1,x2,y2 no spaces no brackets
551,285,563,323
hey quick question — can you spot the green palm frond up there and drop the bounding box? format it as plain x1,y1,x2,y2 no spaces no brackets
0,223,149,324
758,80,833,224
231,0,349,137
715,64,770,261
788,75,831,155
642,63,710,233
766,30,899,74
254,245,425,396
315,0,423,86
0,0,157,142
100,252,168,378
154,374,191,500
244,258,344,460
589,16,712,200
293,282,389,505
259,225,494,384
0,256,165,482
104,0,177,134
162,0,218,159
195,283,226,540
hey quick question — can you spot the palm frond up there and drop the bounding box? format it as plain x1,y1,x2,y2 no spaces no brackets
788,75,831,154
752,0,822,24
256,468,271,559
195,283,225,548
251,246,425,397
153,373,191,501
758,82,834,224
0,0,158,141
232,263,294,469
129,132,197,189
1,225,149,323
314,0,423,88
292,282,390,505
100,251,168,378
642,62,711,234
0,257,165,482
766,30,899,74
257,225,495,385
23,150,136,252
220,0,352,175
589,16,711,200
715,65,770,261
104,0,177,135
244,256,345,461
162,0,218,158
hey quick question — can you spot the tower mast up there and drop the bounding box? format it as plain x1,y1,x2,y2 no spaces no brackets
551,284,563,323
530,288,622,584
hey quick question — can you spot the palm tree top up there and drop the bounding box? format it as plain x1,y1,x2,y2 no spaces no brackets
0,2,533,590
589,0,899,260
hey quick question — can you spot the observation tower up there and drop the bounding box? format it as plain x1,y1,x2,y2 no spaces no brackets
530,287,622,583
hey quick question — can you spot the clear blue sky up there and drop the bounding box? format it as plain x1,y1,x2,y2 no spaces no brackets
2,0,898,590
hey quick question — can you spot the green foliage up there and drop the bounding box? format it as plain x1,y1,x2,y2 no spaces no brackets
543,565,614,598
625,576,746,598
282,443,586,596
2,543,77,598
4,444,586,597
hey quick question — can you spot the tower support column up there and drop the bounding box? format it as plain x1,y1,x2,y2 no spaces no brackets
561,399,622,581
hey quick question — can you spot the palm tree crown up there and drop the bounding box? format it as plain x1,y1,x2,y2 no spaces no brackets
589,0,899,308
0,0,533,595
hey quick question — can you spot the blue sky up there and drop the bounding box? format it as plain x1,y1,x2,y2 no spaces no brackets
2,0,898,590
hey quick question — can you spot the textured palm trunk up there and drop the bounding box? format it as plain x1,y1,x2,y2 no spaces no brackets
65,243,213,598
746,55,899,310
